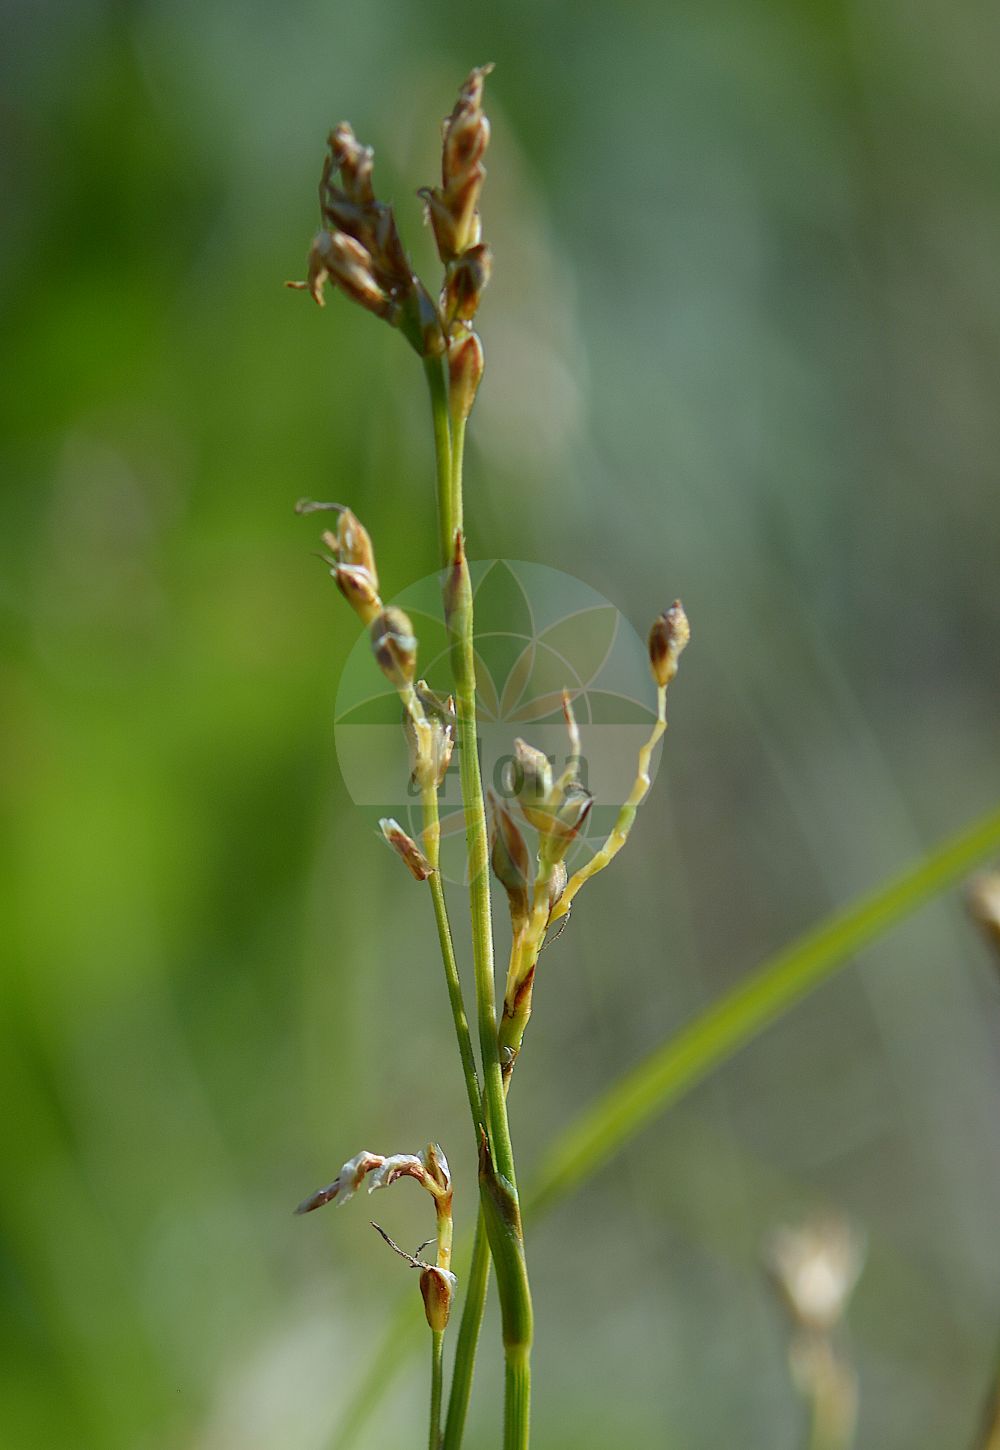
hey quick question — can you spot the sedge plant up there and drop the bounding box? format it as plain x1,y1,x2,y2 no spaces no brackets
287,67,689,1450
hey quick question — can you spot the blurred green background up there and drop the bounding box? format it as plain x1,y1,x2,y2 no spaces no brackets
2,1,1000,1446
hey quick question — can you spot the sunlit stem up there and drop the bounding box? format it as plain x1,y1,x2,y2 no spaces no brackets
434,1193,454,1274
796,1336,857,1450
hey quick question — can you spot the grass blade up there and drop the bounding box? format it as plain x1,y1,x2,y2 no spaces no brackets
528,801,1000,1213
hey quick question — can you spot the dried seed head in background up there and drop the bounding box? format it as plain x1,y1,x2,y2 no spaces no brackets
764,1214,866,1336
967,871,1000,962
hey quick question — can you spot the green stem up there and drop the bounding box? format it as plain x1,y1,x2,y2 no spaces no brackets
422,782,484,1132
425,354,532,1450
503,1345,531,1450
801,1338,857,1450
449,404,465,538
448,560,516,1178
420,741,489,1450
441,1210,492,1450
430,1329,444,1450
528,800,1000,1215
427,355,455,563
441,1046,523,1449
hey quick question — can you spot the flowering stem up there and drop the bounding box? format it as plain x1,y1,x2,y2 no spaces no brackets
548,683,667,926
420,727,485,1450
429,1329,445,1450
428,356,455,563
448,405,465,539
441,1209,491,1450
425,353,533,1450
422,781,484,1132
801,1339,857,1450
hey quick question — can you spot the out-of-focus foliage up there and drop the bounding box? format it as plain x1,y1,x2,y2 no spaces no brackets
1,2,999,1447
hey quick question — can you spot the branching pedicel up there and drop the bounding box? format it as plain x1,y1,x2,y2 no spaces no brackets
289,67,689,1450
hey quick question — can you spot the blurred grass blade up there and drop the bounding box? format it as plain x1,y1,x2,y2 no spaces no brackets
527,801,1000,1213
331,802,1000,1448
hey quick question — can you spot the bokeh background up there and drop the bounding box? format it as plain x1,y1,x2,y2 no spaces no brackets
2,1,1000,1446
